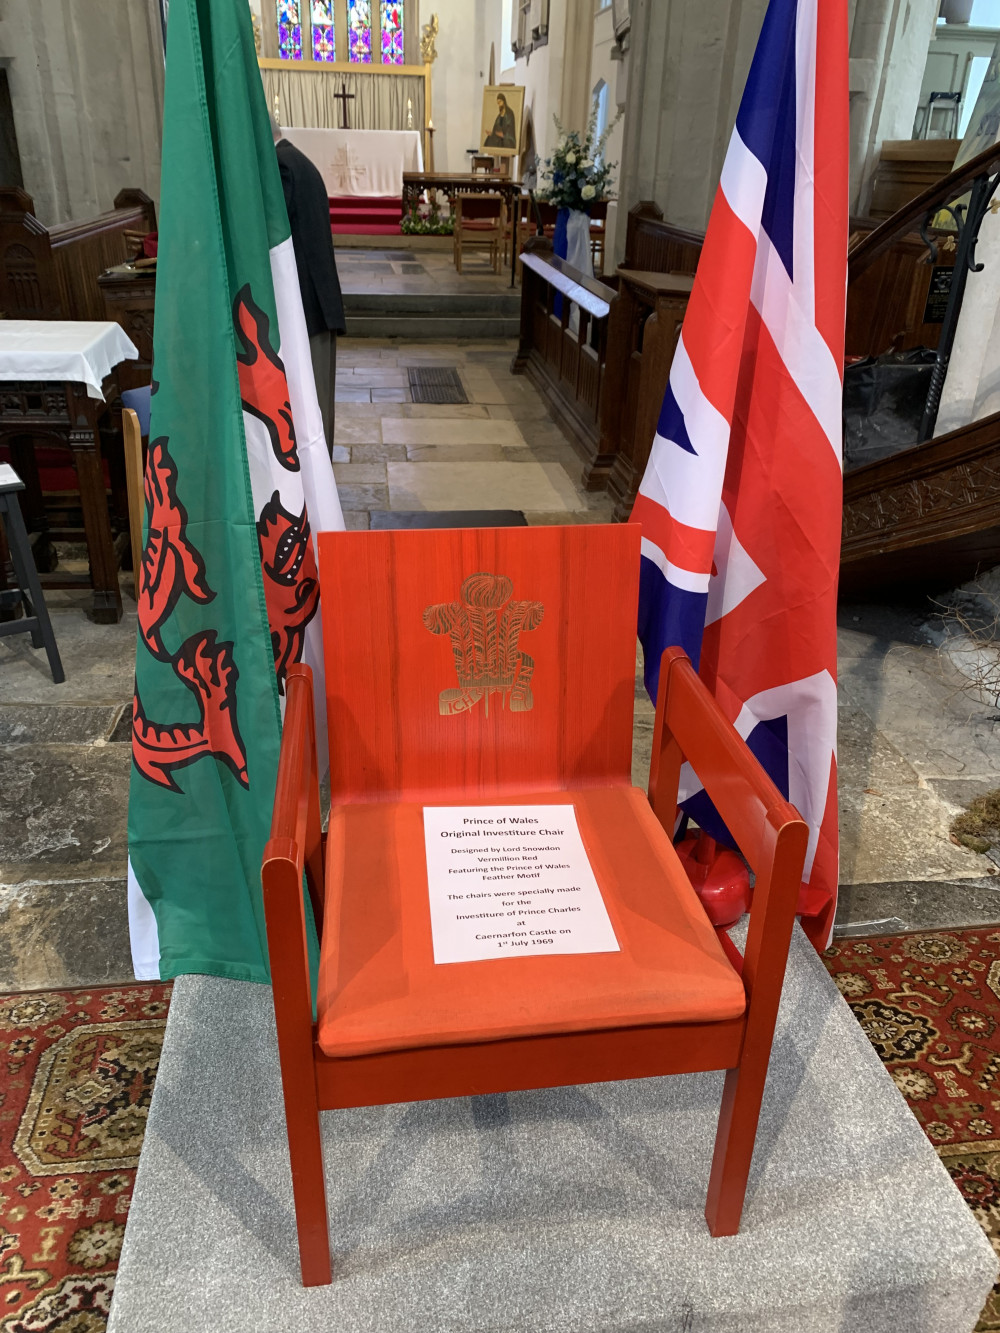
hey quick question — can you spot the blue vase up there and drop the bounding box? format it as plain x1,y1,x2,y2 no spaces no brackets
552,207,570,316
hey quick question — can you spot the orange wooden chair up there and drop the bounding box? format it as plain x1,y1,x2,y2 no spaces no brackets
262,523,808,1286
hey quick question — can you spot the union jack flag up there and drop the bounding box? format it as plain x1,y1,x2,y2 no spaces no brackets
632,0,847,947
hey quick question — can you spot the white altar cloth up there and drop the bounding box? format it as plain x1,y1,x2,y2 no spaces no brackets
280,126,423,198
0,320,138,399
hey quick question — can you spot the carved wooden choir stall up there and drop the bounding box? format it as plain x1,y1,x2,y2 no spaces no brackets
0,187,156,321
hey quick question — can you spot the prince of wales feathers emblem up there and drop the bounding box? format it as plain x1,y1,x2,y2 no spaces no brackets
423,571,544,715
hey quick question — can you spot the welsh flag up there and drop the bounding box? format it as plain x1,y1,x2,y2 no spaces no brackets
126,0,344,981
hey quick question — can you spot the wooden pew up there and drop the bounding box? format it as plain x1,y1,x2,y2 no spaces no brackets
621,200,702,277
511,236,616,488
0,187,156,321
592,203,698,516
590,199,960,515
601,267,694,519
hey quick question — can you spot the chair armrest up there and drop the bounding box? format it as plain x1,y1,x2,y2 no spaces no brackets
266,663,325,936
649,646,809,1005
262,663,325,1024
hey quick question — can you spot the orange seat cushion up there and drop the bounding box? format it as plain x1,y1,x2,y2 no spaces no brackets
316,786,745,1058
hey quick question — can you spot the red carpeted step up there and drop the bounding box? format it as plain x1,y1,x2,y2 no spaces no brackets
331,222,403,235
328,194,402,236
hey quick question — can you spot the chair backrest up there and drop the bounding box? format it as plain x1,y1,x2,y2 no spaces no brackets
122,407,145,584
317,524,640,803
456,195,503,224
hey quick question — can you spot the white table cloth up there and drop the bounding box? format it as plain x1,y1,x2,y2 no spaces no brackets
280,127,423,198
0,321,139,400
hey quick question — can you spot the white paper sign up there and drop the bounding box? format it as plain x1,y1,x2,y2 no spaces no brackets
422,804,620,964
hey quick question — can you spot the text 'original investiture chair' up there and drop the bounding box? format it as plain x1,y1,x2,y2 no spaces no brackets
262,524,808,1286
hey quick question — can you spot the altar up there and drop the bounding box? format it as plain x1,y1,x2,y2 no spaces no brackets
280,126,423,198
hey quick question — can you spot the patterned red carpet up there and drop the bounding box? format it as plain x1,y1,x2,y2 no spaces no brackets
4,941,1000,1329
824,927,1000,1331
0,983,172,1333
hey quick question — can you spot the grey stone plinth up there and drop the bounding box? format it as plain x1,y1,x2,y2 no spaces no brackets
108,927,997,1333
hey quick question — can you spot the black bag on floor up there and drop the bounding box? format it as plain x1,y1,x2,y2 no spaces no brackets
842,347,936,472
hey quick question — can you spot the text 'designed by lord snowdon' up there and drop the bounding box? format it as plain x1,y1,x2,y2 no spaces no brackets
422,804,620,965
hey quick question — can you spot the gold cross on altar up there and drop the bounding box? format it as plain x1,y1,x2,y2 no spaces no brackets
334,82,356,130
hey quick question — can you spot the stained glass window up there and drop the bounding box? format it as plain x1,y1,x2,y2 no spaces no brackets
276,0,302,59
311,0,335,59
348,0,373,62
380,2,404,64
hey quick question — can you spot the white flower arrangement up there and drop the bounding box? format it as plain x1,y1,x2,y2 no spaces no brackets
537,104,622,213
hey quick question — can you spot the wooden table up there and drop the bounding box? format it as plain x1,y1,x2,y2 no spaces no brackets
0,321,138,623
402,173,523,287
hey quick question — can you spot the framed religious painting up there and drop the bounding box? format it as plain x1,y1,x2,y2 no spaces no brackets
480,85,525,159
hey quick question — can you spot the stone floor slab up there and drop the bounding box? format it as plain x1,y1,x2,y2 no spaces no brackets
398,403,490,419
108,927,997,1333
839,783,982,886
0,605,137,705
405,442,507,463
348,443,408,464
486,402,556,421
332,418,383,445
834,878,1000,936
0,744,131,885
335,483,390,511
332,463,387,485
0,876,132,989
0,703,123,745
839,646,1000,782
386,462,586,513
382,418,526,447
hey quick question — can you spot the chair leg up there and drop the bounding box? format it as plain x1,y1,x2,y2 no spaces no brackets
263,852,333,1285
704,1055,770,1236
283,1081,333,1286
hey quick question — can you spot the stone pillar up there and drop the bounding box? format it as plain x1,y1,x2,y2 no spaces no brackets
848,0,938,215
0,0,164,225
936,207,1000,435
614,0,936,262
614,0,768,255
559,0,596,139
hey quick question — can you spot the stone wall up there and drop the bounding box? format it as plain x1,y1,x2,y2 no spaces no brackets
614,0,938,257
426,0,506,174
0,0,164,226
501,0,627,256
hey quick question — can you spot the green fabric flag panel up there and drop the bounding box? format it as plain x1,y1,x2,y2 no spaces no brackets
127,0,344,983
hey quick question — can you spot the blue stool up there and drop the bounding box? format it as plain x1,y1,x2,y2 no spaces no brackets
0,463,65,684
